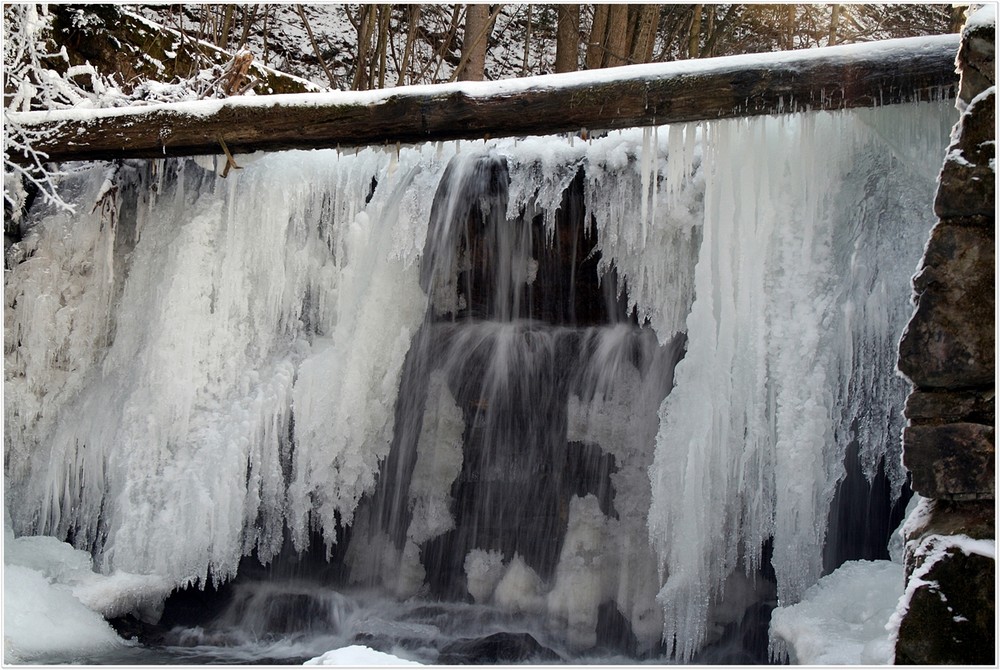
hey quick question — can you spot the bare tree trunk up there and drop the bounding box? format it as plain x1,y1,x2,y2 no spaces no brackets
586,4,609,70
427,5,463,82
703,5,715,54
297,4,338,88
352,5,378,90
261,4,271,65
522,4,532,76
457,4,496,81
396,5,421,86
950,5,967,32
785,5,796,50
375,6,391,89
555,5,580,73
700,4,735,58
238,4,259,50
828,5,842,45
219,4,235,49
629,5,659,64
688,4,702,59
602,4,629,67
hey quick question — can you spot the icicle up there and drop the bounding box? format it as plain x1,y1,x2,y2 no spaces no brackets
650,125,660,240
639,126,653,245
646,102,952,661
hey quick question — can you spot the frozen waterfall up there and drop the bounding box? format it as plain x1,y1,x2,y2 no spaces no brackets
4,99,953,663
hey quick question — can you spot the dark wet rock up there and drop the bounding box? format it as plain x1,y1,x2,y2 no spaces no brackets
437,632,562,664
895,501,995,665
895,545,995,665
957,17,995,104
595,601,640,657
107,615,170,646
905,389,995,426
903,423,995,500
897,223,994,389
934,90,996,219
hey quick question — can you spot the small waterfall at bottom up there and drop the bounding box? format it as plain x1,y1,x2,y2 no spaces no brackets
4,102,954,665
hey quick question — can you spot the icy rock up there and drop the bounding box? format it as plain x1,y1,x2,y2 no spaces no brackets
4,535,94,583
958,9,996,107
547,494,609,650
1,531,149,662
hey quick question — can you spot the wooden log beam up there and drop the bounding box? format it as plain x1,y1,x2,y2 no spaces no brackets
7,34,960,164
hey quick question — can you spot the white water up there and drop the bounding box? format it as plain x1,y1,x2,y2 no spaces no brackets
4,100,952,662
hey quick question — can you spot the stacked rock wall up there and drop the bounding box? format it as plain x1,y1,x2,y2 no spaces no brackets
894,6,996,665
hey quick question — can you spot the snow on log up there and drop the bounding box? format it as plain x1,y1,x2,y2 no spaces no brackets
8,34,960,164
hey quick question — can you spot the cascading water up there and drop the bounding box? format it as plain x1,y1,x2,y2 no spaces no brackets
4,99,953,664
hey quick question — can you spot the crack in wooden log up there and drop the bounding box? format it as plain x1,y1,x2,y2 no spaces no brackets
7,34,961,164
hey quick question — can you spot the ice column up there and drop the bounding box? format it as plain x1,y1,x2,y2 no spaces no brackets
647,102,951,661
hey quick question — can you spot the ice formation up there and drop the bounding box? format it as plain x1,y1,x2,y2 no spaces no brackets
3,514,169,662
4,96,952,661
5,144,453,588
647,102,951,660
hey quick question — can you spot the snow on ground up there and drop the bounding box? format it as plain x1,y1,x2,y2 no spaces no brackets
3,520,120,662
769,560,903,664
305,645,423,666
3,514,172,662
4,564,125,663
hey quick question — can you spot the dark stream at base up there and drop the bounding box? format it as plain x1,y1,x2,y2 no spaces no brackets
52,152,907,666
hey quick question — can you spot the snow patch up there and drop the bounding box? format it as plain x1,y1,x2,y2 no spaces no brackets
769,560,902,664
305,645,423,666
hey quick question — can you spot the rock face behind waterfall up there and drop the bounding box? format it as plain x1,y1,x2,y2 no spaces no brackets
894,6,995,665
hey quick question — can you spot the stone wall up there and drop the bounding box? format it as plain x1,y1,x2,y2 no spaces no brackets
894,6,996,665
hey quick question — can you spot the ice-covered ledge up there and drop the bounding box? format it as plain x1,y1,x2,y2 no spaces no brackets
6,34,960,164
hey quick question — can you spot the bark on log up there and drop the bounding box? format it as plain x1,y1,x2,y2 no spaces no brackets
8,34,960,164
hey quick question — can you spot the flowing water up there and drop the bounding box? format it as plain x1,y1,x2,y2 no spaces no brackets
4,100,953,664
